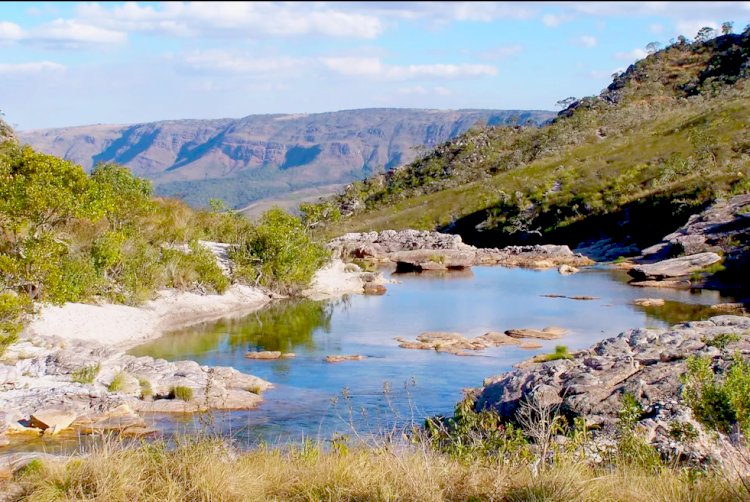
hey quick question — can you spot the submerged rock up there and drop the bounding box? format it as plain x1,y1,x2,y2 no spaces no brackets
324,354,366,363
633,298,666,307
505,327,568,340
245,351,283,360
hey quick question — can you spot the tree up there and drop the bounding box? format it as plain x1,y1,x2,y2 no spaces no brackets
555,97,577,109
695,26,716,43
721,21,734,35
645,41,662,54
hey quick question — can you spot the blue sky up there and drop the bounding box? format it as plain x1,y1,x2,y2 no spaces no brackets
1,1,749,130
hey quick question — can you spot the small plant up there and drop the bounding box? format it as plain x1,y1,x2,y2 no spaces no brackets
138,377,153,400
169,385,194,402
246,384,264,395
533,345,572,363
428,254,446,264
107,370,127,392
669,421,698,442
703,332,741,349
71,363,101,384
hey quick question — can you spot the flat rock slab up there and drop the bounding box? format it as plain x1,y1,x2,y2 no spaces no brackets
244,351,291,360
324,355,366,363
30,408,77,434
505,327,568,340
633,298,666,307
629,252,721,280
630,279,692,289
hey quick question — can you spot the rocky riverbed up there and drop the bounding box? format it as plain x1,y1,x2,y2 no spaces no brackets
473,315,750,465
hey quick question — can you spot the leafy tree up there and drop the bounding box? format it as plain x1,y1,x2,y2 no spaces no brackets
721,21,734,35
645,41,662,54
555,97,577,109
695,26,717,42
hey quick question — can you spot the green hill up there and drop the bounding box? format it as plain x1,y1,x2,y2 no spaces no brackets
316,33,750,256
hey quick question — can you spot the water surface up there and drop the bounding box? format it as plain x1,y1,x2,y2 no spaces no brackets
130,266,732,445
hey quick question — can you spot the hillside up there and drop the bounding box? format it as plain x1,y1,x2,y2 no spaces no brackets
18,108,554,209
317,33,750,263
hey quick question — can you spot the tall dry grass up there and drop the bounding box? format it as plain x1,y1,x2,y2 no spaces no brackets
6,436,747,502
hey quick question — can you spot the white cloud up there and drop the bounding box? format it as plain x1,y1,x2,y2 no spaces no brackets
321,57,497,80
180,51,306,76
542,13,574,27
649,23,665,34
27,19,127,49
0,61,66,75
75,2,383,39
578,35,598,48
675,20,719,39
397,85,452,96
615,48,649,62
479,44,523,60
0,22,23,41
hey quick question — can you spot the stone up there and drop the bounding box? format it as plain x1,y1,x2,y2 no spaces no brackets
709,303,746,313
505,327,567,340
629,252,722,280
245,351,282,360
633,298,666,307
363,283,387,295
324,354,366,363
474,332,521,347
416,332,467,346
30,408,77,435
630,279,692,289
558,264,580,275
568,295,599,301
519,341,543,349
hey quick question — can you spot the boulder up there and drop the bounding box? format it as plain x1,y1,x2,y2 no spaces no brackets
558,264,580,275
629,252,721,280
363,283,387,295
30,408,77,434
630,279,692,289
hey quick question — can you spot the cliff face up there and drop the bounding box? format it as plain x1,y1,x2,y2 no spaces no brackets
18,108,554,208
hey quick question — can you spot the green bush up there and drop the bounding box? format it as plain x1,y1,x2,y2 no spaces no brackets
703,333,741,349
71,363,101,385
170,386,194,402
230,208,329,293
682,355,750,435
534,345,573,363
138,377,153,400
0,291,32,356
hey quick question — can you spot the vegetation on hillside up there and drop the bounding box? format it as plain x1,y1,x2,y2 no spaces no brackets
0,138,328,355
312,31,750,252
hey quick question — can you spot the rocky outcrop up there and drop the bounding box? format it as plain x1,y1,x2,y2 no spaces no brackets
0,335,272,442
395,327,568,356
634,194,750,288
331,230,593,271
324,354,366,363
629,252,722,280
475,315,750,429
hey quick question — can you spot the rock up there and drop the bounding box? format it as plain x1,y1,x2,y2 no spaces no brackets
394,337,434,350
473,315,750,463
630,279,692,289
519,342,543,349
393,249,475,272
474,332,521,347
541,294,567,298
363,283,387,295
505,327,567,340
709,303,746,313
281,353,296,359
29,408,77,435
629,252,722,280
633,298,665,307
245,351,282,360
568,295,599,301
558,264,580,275
324,355,366,363
416,332,467,346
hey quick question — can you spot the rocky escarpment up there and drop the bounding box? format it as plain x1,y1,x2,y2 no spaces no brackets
631,194,750,289
330,230,593,272
474,315,750,463
0,334,272,443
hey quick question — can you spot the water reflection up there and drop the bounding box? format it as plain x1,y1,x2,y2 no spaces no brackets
131,299,334,360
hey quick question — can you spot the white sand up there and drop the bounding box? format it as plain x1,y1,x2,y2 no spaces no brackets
26,285,272,349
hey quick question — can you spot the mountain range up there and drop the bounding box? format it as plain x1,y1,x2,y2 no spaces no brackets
18,108,554,210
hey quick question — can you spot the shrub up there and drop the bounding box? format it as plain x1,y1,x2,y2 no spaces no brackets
534,345,573,363
170,386,194,402
682,355,750,435
138,377,153,400
107,371,127,393
230,208,329,293
703,332,741,349
0,291,32,356
71,363,101,385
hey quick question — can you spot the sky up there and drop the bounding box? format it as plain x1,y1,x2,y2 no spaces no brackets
1,1,749,130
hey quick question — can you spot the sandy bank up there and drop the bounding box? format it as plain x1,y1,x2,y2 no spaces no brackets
26,284,272,350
